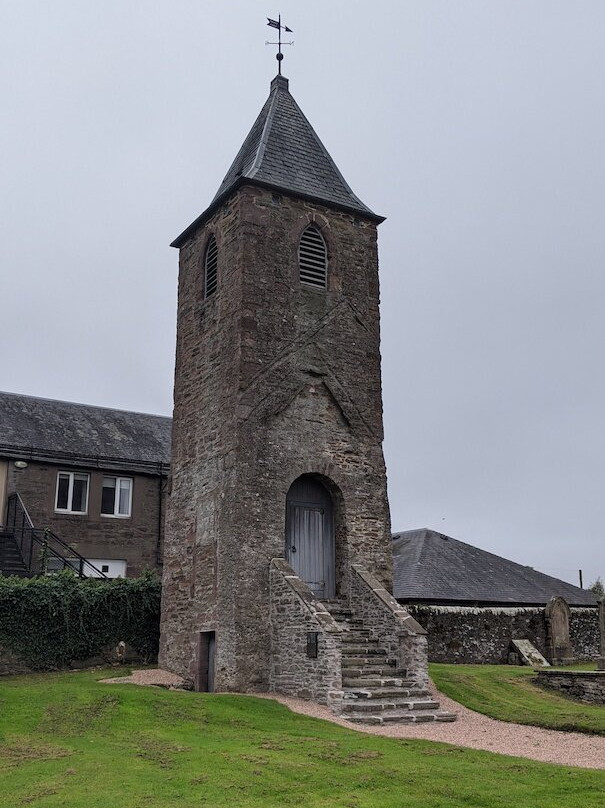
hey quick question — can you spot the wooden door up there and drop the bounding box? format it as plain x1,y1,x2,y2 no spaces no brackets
285,477,335,600
195,631,216,692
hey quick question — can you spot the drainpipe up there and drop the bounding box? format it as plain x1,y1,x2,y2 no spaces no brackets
156,463,166,568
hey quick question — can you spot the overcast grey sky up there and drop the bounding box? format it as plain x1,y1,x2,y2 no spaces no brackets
1,2,603,587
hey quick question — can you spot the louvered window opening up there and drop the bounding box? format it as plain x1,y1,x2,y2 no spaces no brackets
299,227,327,289
204,235,218,298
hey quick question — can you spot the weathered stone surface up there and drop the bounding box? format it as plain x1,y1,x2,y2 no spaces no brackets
349,564,429,688
406,604,599,664
535,670,605,704
159,186,393,692
545,596,573,664
511,638,550,667
269,559,343,709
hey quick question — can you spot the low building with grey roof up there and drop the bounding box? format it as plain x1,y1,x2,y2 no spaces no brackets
393,528,600,664
0,390,170,578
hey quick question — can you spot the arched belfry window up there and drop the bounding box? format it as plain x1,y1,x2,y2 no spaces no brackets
299,225,327,289
203,235,218,298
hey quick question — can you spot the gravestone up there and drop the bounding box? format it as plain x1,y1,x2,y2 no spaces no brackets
598,597,605,671
545,596,573,665
511,638,550,667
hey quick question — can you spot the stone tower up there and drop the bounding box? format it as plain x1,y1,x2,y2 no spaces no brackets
160,74,445,722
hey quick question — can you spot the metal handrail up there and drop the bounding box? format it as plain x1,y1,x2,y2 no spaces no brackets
4,493,108,579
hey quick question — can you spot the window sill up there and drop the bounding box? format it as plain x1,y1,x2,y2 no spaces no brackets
100,513,132,520
54,510,88,516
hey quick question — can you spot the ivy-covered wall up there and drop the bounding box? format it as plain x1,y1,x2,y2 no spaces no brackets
0,571,161,672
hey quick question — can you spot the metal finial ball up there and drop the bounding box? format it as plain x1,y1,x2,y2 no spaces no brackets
276,52,284,61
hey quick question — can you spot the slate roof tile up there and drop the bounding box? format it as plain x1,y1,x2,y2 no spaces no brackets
172,75,382,246
393,528,598,607
0,391,171,469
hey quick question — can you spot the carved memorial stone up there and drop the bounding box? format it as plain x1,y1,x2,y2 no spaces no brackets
545,596,573,665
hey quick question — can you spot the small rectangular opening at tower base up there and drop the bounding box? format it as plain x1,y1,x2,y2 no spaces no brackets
196,631,216,692
306,632,319,659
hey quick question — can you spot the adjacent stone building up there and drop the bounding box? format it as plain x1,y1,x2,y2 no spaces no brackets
0,391,169,577
159,74,452,723
394,528,600,664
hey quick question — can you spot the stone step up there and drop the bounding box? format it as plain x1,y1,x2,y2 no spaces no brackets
341,655,391,666
341,699,440,714
341,646,385,656
342,657,399,679
342,676,414,688
345,710,456,725
340,631,372,641
343,687,430,700
432,711,457,722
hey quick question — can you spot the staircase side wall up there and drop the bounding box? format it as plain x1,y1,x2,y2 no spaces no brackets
349,564,429,687
269,559,343,709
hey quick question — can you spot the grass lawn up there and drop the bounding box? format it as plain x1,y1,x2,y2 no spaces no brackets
0,669,604,807
430,663,605,735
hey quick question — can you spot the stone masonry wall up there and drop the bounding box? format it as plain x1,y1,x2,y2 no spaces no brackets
570,607,600,660
406,604,599,664
6,462,165,577
349,565,428,687
160,185,393,693
269,559,342,708
535,670,605,704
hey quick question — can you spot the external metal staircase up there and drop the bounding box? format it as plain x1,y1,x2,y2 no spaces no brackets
325,601,456,725
0,529,30,577
0,493,107,579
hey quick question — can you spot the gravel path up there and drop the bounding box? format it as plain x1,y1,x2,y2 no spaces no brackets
102,669,605,770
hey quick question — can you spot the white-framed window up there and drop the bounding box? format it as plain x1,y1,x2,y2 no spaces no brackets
101,476,133,517
55,472,89,514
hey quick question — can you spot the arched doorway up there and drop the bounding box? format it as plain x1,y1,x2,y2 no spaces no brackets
285,476,335,600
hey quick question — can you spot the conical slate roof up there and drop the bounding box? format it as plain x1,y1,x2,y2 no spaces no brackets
172,75,382,247
392,528,598,606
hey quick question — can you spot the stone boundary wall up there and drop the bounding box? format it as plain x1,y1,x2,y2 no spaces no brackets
570,608,600,660
349,564,428,687
405,604,599,664
0,643,146,676
535,670,605,704
0,646,33,676
269,558,343,709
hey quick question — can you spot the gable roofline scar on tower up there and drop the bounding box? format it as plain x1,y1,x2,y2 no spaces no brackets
170,74,385,249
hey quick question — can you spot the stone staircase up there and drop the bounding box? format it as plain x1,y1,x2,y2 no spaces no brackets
0,530,30,578
325,601,456,725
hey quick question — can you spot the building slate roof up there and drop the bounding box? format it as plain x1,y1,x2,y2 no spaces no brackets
0,391,171,471
393,528,598,607
172,75,383,246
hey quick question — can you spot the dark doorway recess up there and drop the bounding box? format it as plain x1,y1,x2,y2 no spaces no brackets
196,631,216,692
285,475,335,600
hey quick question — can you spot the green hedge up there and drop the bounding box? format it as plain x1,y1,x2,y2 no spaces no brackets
0,571,161,669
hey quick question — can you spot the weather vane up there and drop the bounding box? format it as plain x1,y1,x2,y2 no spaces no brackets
266,15,293,75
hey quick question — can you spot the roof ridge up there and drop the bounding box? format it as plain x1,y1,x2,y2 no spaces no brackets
248,79,280,179
0,390,171,421
392,528,597,605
